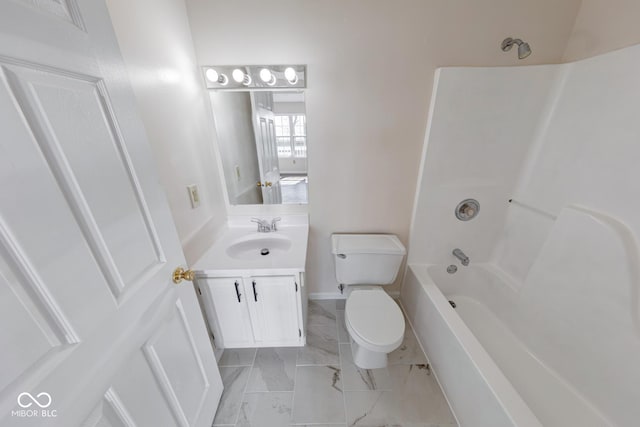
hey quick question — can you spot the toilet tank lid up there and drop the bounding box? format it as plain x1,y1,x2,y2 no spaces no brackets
331,234,406,255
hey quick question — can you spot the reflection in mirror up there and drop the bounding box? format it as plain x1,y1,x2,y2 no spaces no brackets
210,91,307,205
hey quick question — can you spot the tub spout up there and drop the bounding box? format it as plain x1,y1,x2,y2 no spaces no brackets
452,248,469,266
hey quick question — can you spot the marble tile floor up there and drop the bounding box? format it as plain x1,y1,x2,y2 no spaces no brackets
213,299,457,427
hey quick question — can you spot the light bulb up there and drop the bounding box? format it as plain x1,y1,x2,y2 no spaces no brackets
284,67,298,84
232,68,252,85
205,68,228,85
259,68,271,82
205,68,218,82
232,69,245,83
259,68,276,85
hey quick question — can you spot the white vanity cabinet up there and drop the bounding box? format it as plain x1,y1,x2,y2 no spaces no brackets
198,273,305,349
202,277,255,348
249,275,301,344
192,216,309,349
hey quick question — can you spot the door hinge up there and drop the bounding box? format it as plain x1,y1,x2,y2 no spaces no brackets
298,329,302,338
295,282,298,292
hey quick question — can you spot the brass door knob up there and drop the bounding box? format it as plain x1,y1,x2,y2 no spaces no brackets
264,181,272,187
173,267,195,284
256,181,263,187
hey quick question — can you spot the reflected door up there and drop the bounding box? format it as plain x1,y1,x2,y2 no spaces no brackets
251,92,282,204
0,1,222,426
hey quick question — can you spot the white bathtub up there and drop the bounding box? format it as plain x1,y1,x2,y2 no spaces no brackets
401,263,615,427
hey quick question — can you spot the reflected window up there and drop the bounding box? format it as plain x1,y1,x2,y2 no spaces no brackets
275,114,306,159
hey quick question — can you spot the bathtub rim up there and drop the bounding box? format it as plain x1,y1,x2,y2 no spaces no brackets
406,263,543,427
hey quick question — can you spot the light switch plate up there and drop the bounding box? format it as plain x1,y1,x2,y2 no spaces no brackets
187,184,200,208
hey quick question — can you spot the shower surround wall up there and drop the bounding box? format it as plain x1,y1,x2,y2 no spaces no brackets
406,44,640,426
408,65,559,265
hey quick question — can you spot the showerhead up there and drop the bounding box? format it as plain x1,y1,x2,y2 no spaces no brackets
517,42,532,59
501,37,532,60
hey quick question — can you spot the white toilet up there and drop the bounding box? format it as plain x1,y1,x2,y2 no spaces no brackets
331,234,407,369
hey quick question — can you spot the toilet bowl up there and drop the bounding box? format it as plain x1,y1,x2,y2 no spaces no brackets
331,233,407,369
345,287,405,369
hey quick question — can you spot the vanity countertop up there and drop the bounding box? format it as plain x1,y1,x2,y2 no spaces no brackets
192,216,309,277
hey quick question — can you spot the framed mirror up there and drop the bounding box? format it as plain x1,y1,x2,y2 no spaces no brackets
209,90,308,205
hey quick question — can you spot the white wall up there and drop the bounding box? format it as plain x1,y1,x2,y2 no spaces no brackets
278,158,307,175
495,44,640,284
209,92,262,205
495,45,640,426
408,65,560,265
185,0,581,295
272,103,305,115
564,0,640,61
105,0,227,264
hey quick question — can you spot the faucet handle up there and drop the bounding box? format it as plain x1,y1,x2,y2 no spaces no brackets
251,217,267,232
271,217,281,231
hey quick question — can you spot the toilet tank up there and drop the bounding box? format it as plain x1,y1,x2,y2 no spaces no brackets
331,234,406,285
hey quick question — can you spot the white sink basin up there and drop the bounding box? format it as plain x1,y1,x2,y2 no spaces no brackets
226,234,293,260
192,217,308,273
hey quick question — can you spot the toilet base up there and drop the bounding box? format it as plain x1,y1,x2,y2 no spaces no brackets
350,338,388,369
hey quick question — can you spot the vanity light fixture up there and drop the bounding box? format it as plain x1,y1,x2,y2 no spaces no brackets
205,68,228,85
203,65,306,89
284,67,298,85
232,68,252,85
259,68,277,86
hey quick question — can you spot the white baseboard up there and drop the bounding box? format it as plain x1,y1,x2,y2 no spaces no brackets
308,290,400,300
308,292,345,300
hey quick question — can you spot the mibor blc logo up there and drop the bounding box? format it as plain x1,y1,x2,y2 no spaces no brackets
12,392,57,418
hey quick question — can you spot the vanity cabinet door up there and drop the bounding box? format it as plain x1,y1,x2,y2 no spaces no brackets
204,277,255,348
249,275,301,345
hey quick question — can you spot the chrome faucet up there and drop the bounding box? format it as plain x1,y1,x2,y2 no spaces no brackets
452,248,469,266
251,218,270,232
251,217,281,232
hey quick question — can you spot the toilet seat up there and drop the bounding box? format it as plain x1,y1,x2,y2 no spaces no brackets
345,288,405,353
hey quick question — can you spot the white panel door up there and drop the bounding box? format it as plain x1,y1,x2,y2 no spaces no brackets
202,277,255,348
249,276,300,345
265,117,283,204
0,1,222,426
251,92,282,204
